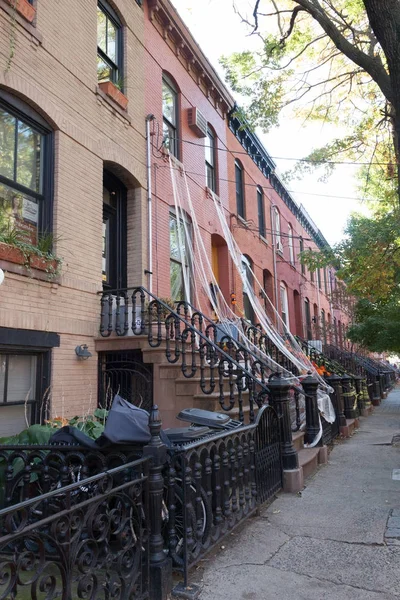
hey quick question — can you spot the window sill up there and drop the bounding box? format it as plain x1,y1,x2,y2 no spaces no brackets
0,0,42,41
0,243,60,283
260,235,268,246
5,0,35,22
237,215,248,227
98,81,128,111
276,249,284,257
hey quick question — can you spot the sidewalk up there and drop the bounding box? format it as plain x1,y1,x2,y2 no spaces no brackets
196,388,400,599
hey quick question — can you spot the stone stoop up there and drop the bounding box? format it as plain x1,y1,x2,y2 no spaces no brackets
361,404,374,417
298,448,320,480
292,431,305,453
340,418,359,438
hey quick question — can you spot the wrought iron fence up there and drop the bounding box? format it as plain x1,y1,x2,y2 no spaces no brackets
163,405,282,585
0,455,150,600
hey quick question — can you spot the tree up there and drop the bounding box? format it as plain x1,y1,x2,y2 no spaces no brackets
348,296,400,353
222,0,400,196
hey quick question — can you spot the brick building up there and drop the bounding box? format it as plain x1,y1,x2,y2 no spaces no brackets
0,0,350,434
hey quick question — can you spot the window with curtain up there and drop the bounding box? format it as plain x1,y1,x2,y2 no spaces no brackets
97,1,122,86
170,212,190,301
257,186,265,238
280,283,289,328
205,127,216,192
235,160,245,218
162,76,179,157
0,353,39,436
288,225,294,264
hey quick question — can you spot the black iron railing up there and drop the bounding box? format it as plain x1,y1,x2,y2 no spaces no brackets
100,287,273,423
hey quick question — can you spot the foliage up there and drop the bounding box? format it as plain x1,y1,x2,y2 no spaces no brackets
223,0,400,191
0,223,62,276
348,297,400,353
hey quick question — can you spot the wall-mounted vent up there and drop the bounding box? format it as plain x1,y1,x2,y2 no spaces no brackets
188,107,207,138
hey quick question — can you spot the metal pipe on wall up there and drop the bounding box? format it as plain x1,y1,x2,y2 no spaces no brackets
145,115,155,293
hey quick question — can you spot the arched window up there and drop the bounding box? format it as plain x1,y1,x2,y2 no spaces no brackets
280,283,289,328
162,75,179,158
257,186,265,238
97,1,123,86
205,126,216,192
0,90,53,244
235,160,245,218
288,224,294,264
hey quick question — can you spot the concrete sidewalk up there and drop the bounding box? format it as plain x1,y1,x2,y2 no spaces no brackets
196,388,400,599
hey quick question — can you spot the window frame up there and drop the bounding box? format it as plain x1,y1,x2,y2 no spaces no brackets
0,348,51,432
304,298,312,340
102,171,127,291
169,210,191,302
97,0,123,87
162,75,179,158
288,224,294,264
257,186,266,238
299,237,305,275
205,126,217,192
274,207,282,249
0,93,53,241
280,282,290,329
235,160,245,219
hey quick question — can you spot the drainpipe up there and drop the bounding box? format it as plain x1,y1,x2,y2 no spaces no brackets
145,115,155,293
270,204,279,326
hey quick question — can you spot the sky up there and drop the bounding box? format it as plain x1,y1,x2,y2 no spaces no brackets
170,0,367,245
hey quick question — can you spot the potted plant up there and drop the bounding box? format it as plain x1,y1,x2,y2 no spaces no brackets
6,0,35,23
98,78,128,111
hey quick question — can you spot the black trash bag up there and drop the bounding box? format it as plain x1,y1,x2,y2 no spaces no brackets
102,394,151,444
49,425,99,449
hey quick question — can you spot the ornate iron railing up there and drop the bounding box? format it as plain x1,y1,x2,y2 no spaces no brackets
0,455,150,600
164,405,281,586
100,287,273,423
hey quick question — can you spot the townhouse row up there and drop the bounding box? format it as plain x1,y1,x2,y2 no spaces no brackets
0,0,350,433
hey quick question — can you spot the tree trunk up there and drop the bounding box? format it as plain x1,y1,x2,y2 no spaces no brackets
363,0,400,198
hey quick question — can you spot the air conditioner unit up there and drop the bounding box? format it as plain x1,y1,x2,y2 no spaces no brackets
276,240,283,253
188,107,207,138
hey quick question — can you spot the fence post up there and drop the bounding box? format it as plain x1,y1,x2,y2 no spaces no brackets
143,405,172,600
341,375,358,420
268,372,303,493
353,375,364,414
301,373,321,446
325,373,346,430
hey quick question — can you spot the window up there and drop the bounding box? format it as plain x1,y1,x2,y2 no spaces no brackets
288,225,294,264
299,237,305,275
170,212,190,301
304,298,312,340
205,127,216,192
162,76,179,157
280,283,289,328
274,207,282,249
0,95,52,245
235,160,245,218
257,186,266,238
102,171,127,290
97,2,122,86
0,352,48,437
241,255,255,322
321,309,326,344
333,317,338,345
324,268,328,295
317,268,322,289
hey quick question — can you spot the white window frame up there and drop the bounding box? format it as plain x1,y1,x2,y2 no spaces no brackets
280,283,289,329
288,224,294,264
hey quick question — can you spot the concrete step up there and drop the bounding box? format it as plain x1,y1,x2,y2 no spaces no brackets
292,431,305,453
298,448,320,480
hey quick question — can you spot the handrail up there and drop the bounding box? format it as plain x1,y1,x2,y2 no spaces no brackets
99,286,272,423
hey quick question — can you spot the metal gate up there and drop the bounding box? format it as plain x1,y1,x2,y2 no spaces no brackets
98,350,153,411
254,405,283,503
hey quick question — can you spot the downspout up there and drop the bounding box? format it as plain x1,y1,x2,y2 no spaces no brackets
145,115,155,293
270,204,279,327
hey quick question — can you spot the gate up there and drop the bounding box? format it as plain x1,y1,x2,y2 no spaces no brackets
98,350,153,411
255,405,282,504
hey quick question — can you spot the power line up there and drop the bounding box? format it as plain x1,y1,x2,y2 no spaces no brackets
156,163,362,202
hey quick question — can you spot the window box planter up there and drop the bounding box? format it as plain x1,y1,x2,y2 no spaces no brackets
98,81,128,111
0,242,60,276
6,0,35,23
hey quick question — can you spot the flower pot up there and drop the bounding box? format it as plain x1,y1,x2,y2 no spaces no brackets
29,254,59,273
7,0,36,23
98,81,128,110
0,242,25,265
